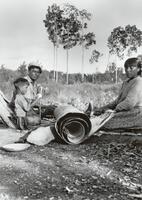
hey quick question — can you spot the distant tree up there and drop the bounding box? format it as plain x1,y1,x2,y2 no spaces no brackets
89,50,103,83
0,65,12,82
17,61,27,77
61,4,82,84
49,70,55,80
38,70,49,84
108,25,142,83
61,18,81,84
43,4,64,82
63,4,97,82
117,67,124,82
89,49,103,64
105,62,116,82
79,32,96,81
105,62,124,82
78,9,92,81
77,9,97,81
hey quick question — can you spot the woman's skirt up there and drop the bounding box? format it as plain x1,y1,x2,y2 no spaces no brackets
101,107,142,132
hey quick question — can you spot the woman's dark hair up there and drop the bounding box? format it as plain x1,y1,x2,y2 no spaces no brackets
137,61,142,76
124,57,138,68
28,65,42,73
124,57,142,76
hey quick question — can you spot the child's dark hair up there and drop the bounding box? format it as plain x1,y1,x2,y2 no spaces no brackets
13,78,29,89
28,65,42,73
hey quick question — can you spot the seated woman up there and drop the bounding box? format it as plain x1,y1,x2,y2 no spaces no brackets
93,57,142,132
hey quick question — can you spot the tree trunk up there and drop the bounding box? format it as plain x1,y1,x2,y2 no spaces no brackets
92,73,95,83
106,52,110,71
66,49,69,84
54,17,58,82
115,55,118,83
81,18,84,82
81,43,85,82
53,44,56,80
55,45,58,82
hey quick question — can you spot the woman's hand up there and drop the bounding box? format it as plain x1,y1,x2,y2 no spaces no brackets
93,107,105,116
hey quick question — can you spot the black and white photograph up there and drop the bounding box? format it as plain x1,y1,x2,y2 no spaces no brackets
0,0,142,199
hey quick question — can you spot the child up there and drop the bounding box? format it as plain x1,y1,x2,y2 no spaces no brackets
13,78,40,130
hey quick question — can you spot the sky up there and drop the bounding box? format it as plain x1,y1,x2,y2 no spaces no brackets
0,0,142,73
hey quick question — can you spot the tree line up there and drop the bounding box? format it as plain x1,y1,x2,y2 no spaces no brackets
0,62,125,88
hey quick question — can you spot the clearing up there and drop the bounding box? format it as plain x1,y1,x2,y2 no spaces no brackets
0,134,142,200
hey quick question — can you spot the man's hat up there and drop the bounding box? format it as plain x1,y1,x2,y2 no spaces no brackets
28,65,42,73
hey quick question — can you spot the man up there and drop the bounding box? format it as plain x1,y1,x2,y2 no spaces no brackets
24,65,42,103
24,65,56,118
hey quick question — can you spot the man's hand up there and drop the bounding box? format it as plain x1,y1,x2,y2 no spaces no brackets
36,93,42,99
37,85,43,93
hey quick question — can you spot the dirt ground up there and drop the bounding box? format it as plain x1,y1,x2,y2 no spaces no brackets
0,134,142,200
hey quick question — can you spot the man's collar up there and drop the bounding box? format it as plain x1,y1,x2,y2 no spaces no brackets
26,75,35,84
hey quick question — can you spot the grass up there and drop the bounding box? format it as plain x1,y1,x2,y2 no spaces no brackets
0,193,23,200
0,81,121,111
41,82,121,111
